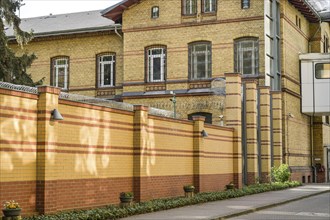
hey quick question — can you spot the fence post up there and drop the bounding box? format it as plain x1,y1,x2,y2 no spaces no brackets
225,73,242,188
271,91,283,167
36,86,61,214
259,86,271,182
133,105,150,202
244,79,259,184
192,116,205,192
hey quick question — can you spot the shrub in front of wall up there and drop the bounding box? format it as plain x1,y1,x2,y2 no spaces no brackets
271,164,291,183
23,181,301,220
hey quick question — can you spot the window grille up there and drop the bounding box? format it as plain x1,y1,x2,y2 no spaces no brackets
145,46,166,82
188,42,212,80
97,53,116,87
51,56,69,89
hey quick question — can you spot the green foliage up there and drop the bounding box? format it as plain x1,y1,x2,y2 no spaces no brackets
0,0,44,86
271,164,291,183
22,181,301,220
183,184,195,191
119,192,133,198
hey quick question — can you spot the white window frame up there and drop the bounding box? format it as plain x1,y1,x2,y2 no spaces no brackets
203,0,216,13
52,57,68,89
98,54,115,87
189,42,212,79
147,47,166,82
234,38,259,75
183,0,197,15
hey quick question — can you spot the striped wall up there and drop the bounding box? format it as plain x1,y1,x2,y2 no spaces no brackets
0,88,38,215
0,85,236,215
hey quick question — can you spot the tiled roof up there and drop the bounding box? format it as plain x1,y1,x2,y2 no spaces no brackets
101,0,139,22
5,10,117,38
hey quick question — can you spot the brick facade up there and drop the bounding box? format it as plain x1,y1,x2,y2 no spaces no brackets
4,0,330,215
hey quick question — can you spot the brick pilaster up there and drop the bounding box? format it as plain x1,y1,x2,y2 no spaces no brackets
192,116,205,192
244,79,259,184
259,86,271,182
225,73,242,188
133,105,149,202
36,86,61,214
271,91,283,167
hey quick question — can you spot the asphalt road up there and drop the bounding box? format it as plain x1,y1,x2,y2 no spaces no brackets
231,192,330,220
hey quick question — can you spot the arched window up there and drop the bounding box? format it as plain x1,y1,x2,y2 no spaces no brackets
188,41,212,80
145,45,166,82
234,38,259,75
51,56,69,90
188,112,212,124
97,53,116,87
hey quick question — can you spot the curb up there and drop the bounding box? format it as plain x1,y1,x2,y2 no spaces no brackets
210,189,330,220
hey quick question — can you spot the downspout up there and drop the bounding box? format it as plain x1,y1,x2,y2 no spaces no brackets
311,117,317,182
308,20,322,53
114,24,123,39
311,60,316,182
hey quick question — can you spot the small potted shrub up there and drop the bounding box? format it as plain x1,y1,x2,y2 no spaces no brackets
183,184,195,193
226,182,235,190
119,192,134,203
183,185,195,198
2,200,21,217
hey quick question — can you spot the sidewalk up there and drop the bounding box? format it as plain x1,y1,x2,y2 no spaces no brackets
121,184,330,220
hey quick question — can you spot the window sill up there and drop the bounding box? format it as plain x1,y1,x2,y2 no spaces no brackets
201,12,217,16
182,14,197,18
188,78,213,82
98,86,116,89
146,81,166,85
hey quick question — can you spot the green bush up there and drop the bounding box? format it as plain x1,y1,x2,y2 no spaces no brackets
23,181,301,220
271,164,291,182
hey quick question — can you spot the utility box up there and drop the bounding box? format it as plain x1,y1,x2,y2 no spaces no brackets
300,53,330,116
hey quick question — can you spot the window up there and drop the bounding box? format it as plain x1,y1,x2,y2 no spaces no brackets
202,0,217,13
242,0,250,9
295,15,301,29
324,35,329,53
326,116,330,124
97,53,116,87
182,0,197,15
146,46,166,82
234,38,259,75
51,57,69,89
188,42,212,80
315,63,330,79
151,6,159,18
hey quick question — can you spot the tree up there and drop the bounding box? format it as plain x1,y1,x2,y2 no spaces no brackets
0,0,44,86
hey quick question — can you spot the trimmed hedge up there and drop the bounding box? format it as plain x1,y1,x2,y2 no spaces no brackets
23,181,301,220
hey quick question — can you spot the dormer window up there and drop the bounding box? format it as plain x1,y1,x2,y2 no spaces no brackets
151,6,159,18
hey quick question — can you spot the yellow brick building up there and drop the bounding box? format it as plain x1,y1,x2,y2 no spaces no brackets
6,0,330,184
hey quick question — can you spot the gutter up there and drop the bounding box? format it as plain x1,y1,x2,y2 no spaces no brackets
114,24,123,38
7,25,121,40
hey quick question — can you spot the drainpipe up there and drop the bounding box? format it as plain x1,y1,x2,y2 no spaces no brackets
308,20,322,53
114,24,123,39
310,117,317,182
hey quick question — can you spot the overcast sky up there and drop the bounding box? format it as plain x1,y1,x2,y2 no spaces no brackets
19,0,121,18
